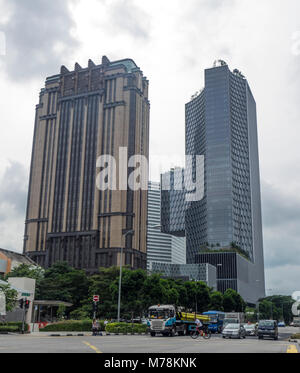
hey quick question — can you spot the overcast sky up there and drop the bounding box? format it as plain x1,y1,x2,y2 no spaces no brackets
0,0,299,296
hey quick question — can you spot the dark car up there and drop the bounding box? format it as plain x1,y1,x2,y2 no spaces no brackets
258,320,278,340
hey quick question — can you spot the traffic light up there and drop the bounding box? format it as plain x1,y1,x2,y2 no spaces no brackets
19,298,24,309
25,300,30,309
92,302,98,313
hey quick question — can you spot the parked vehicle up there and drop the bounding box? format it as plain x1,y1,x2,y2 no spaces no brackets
222,323,246,339
243,323,257,336
147,305,210,337
278,322,285,327
257,320,278,340
223,312,245,329
293,317,300,327
202,311,225,333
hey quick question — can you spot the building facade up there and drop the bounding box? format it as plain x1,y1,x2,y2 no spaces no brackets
147,181,186,269
161,168,186,237
23,56,150,272
0,248,36,276
161,61,265,303
149,262,217,289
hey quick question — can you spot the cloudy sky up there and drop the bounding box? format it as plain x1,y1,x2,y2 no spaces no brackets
0,0,299,296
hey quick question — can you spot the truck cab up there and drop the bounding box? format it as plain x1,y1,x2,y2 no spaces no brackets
147,305,178,337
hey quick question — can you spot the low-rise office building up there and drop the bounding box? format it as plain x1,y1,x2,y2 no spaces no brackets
0,248,36,276
149,262,217,289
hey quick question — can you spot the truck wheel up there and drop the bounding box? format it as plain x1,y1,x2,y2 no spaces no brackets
169,327,176,337
150,332,156,337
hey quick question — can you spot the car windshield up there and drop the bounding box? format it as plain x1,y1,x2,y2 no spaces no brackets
225,324,239,329
259,321,274,327
224,319,238,324
244,325,254,329
149,310,170,319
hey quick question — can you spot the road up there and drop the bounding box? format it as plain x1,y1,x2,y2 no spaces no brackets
0,327,298,354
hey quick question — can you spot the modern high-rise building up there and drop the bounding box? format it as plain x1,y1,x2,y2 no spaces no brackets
147,181,186,269
23,56,150,272
161,60,265,304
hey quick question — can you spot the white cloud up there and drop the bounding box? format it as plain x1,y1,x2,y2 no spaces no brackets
265,265,300,296
0,0,79,81
0,0,300,293
0,161,29,252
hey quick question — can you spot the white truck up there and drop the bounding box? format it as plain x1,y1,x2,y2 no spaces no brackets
223,312,245,328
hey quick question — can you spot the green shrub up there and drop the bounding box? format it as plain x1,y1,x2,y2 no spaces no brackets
291,333,300,339
105,322,147,334
0,322,29,333
40,320,104,332
40,320,105,332
0,325,19,332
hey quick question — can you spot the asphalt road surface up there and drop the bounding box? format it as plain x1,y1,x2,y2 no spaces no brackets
0,327,298,354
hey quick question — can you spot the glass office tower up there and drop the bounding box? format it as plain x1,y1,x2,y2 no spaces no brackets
147,181,186,269
162,61,265,303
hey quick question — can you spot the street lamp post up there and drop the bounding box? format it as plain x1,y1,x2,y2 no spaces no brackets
117,224,161,322
117,229,134,323
255,280,260,322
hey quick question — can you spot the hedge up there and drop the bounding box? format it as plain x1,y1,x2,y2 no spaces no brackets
291,333,300,339
105,322,148,334
40,320,105,332
0,325,19,332
39,320,148,334
0,322,29,333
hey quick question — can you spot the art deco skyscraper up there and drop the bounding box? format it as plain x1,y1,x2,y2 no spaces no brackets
23,56,150,272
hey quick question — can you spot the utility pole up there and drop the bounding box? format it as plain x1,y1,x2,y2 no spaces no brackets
117,230,134,322
21,298,26,334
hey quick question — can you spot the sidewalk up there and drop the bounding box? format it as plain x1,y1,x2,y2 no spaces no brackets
21,331,147,337
29,331,102,337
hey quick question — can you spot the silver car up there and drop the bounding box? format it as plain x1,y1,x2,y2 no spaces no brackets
243,323,257,336
222,323,246,339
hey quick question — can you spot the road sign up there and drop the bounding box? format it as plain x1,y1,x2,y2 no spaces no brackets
93,295,99,302
22,293,30,297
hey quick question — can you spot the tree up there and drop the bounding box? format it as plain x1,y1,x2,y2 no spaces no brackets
81,266,122,319
142,273,168,310
5,263,44,282
209,291,224,311
37,262,90,314
223,289,246,312
259,300,273,319
258,295,294,323
5,263,45,299
194,281,211,313
223,289,236,312
57,304,66,321
173,280,188,308
183,281,197,311
181,280,211,313
110,268,148,318
0,283,18,312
